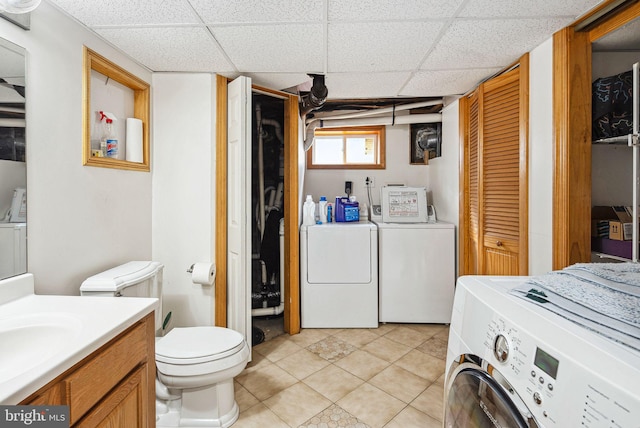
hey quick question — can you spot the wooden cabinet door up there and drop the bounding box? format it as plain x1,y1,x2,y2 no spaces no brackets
461,55,529,276
75,365,148,428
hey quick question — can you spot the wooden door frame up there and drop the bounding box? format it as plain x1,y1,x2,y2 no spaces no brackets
552,1,640,269
214,75,301,334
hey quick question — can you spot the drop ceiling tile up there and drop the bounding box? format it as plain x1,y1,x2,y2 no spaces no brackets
49,0,199,26
458,0,604,18
329,21,444,73
212,24,323,72
95,27,234,72
245,73,315,93
327,0,464,21
400,68,501,97
189,0,323,23
423,18,570,70
325,72,411,98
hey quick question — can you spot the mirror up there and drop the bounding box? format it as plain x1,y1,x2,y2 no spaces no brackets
0,36,27,280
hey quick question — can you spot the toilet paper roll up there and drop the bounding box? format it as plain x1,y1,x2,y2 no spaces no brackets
125,118,143,163
191,262,215,286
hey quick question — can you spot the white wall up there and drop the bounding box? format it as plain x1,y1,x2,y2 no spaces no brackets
428,100,460,275
528,37,554,275
0,2,153,294
152,73,217,328
303,125,429,208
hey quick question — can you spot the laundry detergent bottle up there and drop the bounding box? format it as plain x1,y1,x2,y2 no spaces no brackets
303,195,316,225
318,196,328,223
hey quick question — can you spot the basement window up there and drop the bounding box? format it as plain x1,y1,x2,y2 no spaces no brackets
307,126,385,169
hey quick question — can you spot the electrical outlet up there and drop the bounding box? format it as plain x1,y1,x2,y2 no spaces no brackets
345,181,352,196
365,177,375,188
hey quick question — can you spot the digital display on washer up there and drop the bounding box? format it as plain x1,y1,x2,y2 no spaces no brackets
534,347,559,379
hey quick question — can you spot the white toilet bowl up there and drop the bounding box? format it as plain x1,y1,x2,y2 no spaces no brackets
155,326,250,428
79,262,250,428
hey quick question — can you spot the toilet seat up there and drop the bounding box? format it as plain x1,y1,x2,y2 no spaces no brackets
156,326,246,365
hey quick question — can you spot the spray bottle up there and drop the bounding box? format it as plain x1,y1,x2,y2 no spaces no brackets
99,111,118,158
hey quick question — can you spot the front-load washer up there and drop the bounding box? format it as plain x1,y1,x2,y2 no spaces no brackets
300,222,378,328
445,275,640,427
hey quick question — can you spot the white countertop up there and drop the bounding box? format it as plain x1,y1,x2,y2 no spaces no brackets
0,274,158,404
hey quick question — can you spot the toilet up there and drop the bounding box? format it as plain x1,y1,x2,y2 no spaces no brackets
80,261,250,428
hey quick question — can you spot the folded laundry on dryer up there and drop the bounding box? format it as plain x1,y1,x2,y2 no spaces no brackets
510,262,640,351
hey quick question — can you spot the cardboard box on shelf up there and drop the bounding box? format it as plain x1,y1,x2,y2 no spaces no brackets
591,206,635,240
609,206,633,241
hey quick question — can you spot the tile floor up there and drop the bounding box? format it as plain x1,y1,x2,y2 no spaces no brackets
233,323,449,428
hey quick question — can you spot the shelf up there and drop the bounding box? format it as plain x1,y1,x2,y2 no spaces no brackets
592,135,631,145
82,47,150,172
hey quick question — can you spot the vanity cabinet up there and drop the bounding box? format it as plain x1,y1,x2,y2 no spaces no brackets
20,313,155,427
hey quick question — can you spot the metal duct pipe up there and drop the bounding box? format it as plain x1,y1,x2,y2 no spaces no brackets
304,113,441,151
318,113,441,128
307,99,443,124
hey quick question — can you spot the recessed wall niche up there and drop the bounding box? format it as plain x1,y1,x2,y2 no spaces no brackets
82,47,150,171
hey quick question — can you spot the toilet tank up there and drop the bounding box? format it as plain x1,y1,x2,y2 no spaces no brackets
80,261,164,332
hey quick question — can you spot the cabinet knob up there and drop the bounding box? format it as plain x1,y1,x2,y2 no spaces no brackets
496,240,503,247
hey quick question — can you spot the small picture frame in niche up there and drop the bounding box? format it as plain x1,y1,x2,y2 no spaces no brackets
410,123,441,165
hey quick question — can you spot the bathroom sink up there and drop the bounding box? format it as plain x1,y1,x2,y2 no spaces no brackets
0,313,83,382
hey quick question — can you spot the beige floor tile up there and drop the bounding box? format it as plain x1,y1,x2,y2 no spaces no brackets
368,365,430,403
287,328,330,348
252,335,304,363
334,349,390,381
232,403,290,428
384,325,433,348
434,325,450,340
417,335,448,360
300,404,369,428
235,363,298,401
303,364,364,402
234,382,259,413
333,328,380,348
435,372,446,387
264,382,332,427
384,405,441,428
242,351,272,374
403,323,447,337
361,336,412,363
395,349,446,382
275,348,330,380
306,335,357,362
411,383,445,422
371,323,399,335
337,383,405,428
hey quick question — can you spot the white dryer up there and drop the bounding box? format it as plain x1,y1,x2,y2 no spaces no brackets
445,275,640,427
300,222,378,328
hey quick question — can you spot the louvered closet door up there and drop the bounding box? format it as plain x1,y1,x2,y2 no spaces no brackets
480,67,526,275
462,91,480,275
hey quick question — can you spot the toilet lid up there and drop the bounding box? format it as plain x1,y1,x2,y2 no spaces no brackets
156,326,246,364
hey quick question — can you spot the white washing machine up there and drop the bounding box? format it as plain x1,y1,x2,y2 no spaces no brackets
300,222,378,328
374,220,455,323
445,275,640,427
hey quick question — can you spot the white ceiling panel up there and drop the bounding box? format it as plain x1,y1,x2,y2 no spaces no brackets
329,21,444,72
325,72,411,98
401,68,501,96
49,0,199,26
424,18,571,70
212,24,324,73
95,27,235,72
243,72,315,92
327,0,465,21
44,0,616,99
458,0,603,18
189,0,323,23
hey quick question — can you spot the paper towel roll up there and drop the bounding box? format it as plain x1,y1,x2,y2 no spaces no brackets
126,118,143,163
191,262,215,285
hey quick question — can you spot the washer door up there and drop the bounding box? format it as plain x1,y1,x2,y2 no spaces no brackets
445,355,539,428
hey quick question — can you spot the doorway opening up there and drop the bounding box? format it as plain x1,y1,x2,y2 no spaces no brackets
250,92,285,344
